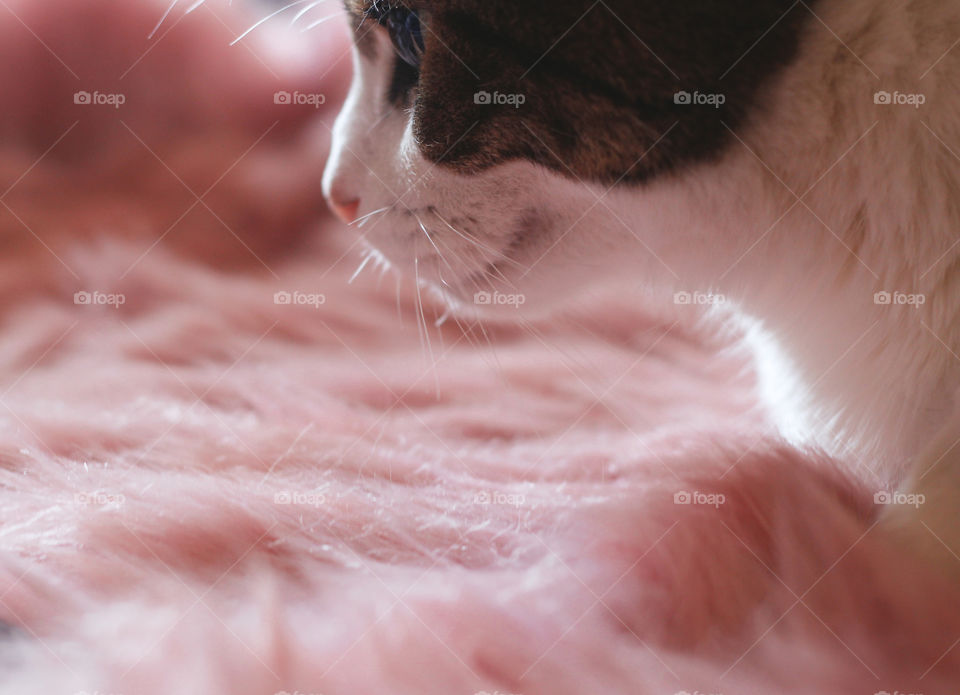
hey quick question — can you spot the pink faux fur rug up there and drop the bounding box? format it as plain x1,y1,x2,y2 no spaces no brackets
0,1,957,693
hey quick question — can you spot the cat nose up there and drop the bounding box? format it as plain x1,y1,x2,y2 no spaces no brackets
328,196,360,224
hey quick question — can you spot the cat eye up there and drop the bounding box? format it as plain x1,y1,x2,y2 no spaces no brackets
368,1,425,69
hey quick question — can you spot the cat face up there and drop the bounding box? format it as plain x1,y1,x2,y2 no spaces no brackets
323,0,809,311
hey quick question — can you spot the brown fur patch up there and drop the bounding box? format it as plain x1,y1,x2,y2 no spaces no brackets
347,0,819,185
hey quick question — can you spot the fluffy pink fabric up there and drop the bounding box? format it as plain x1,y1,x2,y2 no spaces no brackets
0,1,957,693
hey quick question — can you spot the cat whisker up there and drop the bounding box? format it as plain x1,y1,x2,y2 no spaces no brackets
149,0,181,39
412,244,441,396
473,314,498,359
411,238,427,352
429,209,526,272
350,205,391,226
436,234,515,292
464,304,500,365
300,13,341,32
348,250,374,284
291,0,337,26
231,0,315,45
375,256,391,288
157,0,337,41
410,215,462,395
482,258,514,288
444,240,514,293
434,307,451,328
428,237,503,364
414,214,457,288
432,291,494,366
453,313,496,368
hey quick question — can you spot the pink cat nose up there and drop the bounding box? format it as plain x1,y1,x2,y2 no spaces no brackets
329,197,360,224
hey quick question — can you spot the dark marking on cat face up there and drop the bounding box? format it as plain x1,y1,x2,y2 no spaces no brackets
388,56,419,105
346,0,817,185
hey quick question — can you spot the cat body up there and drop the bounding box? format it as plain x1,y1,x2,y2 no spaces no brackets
323,0,960,559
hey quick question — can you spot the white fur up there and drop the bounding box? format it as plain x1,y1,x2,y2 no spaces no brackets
324,0,960,556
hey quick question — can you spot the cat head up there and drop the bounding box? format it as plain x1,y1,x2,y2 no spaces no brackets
322,0,809,312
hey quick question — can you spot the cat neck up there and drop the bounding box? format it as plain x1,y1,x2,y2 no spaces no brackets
605,0,960,478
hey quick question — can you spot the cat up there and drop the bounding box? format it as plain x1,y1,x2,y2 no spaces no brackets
322,0,960,568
